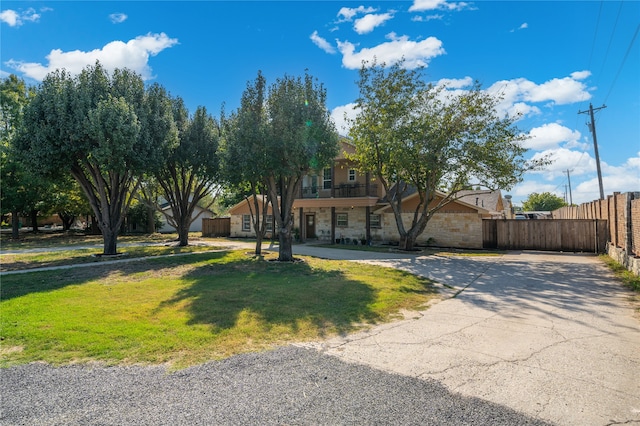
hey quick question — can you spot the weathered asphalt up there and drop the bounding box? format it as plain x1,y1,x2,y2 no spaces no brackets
1,242,639,425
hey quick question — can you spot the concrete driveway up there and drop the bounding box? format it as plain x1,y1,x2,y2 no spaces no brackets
294,246,640,426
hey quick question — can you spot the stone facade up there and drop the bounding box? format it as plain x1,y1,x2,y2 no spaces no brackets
378,212,483,248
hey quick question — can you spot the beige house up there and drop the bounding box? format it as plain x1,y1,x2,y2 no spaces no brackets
228,140,509,249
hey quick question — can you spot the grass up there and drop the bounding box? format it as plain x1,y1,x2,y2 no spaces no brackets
1,229,179,249
0,244,220,272
0,249,438,370
600,255,640,293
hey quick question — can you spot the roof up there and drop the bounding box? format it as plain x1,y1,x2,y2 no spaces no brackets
455,190,503,214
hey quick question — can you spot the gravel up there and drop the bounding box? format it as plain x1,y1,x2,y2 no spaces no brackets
1,345,551,425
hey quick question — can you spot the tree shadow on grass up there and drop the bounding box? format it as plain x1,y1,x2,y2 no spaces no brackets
158,257,382,337
0,251,229,301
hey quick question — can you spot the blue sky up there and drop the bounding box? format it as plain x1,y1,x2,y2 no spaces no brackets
2,1,638,206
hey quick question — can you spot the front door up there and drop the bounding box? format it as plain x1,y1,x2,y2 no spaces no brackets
305,214,316,239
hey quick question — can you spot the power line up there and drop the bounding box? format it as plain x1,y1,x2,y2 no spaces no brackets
604,22,640,104
595,1,624,92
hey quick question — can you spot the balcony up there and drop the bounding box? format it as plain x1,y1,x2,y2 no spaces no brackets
301,183,378,199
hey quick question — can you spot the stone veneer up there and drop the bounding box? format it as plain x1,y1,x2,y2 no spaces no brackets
232,208,483,249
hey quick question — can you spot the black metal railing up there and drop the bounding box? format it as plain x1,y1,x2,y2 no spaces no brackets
300,183,378,198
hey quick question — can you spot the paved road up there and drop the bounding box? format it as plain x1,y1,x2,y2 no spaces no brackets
2,243,639,425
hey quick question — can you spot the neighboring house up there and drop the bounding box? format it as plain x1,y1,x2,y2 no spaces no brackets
228,140,510,249
157,203,215,233
456,189,511,219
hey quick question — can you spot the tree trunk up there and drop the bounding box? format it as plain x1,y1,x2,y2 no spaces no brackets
278,226,294,261
102,229,118,255
146,206,156,234
399,234,417,251
11,210,20,240
177,220,189,246
59,213,75,231
254,232,263,256
30,209,39,233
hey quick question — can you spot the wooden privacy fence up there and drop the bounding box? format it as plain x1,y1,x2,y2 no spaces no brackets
483,219,609,253
202,217,230,237
553,191,639,257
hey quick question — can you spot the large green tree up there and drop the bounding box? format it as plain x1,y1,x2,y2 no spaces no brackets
154,99,221,246
17,63,177,254
263,72,339,261
348,61,547,250
522,192,567,211
0,74,43,239
222,71,272,255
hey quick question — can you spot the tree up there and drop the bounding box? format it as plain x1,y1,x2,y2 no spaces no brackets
263,72,339,261
154,98,221,246
0,74,43,239
17,63,177,255
522,192,567,211
47,177,92,231
222,71,272,255
348,60,548,250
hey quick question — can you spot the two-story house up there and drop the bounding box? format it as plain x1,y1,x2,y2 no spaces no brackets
227,140,508,249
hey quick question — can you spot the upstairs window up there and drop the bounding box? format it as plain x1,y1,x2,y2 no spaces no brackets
348,169,356,182
323,168,332,189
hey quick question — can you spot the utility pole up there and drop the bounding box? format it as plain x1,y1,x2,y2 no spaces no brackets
578,103,606,200
564,169,573,206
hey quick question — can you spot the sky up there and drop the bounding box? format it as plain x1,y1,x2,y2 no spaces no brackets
2,0,639,206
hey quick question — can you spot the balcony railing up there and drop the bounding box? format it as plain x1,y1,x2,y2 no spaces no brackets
301,183,378,199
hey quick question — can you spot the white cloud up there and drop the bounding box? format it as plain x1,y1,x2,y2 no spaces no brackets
525,123,582,150
486,73,592,117
527,76,592,105
109,13,128,24
0,10,19,26
436,76,473,89
533,147,597,177
337,32,445,70
1,7,46,27
5,33,178,81
354,12,394,34
331,103,359,136
409,0,471,12
337,6,377,22
310,31,336,54
623,152,640,170
509,179,564,203
412,14,444,22
570,70,591,80
510,22,528,32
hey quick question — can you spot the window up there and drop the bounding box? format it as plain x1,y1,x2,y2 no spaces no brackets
242,214,251,231
265,214,273,232
336,213,348,227
323,168,332,190
369,214,381,229
348,169,356,182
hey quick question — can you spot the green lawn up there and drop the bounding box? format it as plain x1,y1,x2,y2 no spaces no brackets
1,249,438,370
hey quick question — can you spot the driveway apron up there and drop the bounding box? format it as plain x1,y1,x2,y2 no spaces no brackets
296,249,640,426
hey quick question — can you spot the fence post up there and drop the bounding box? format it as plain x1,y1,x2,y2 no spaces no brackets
626,192,634,254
